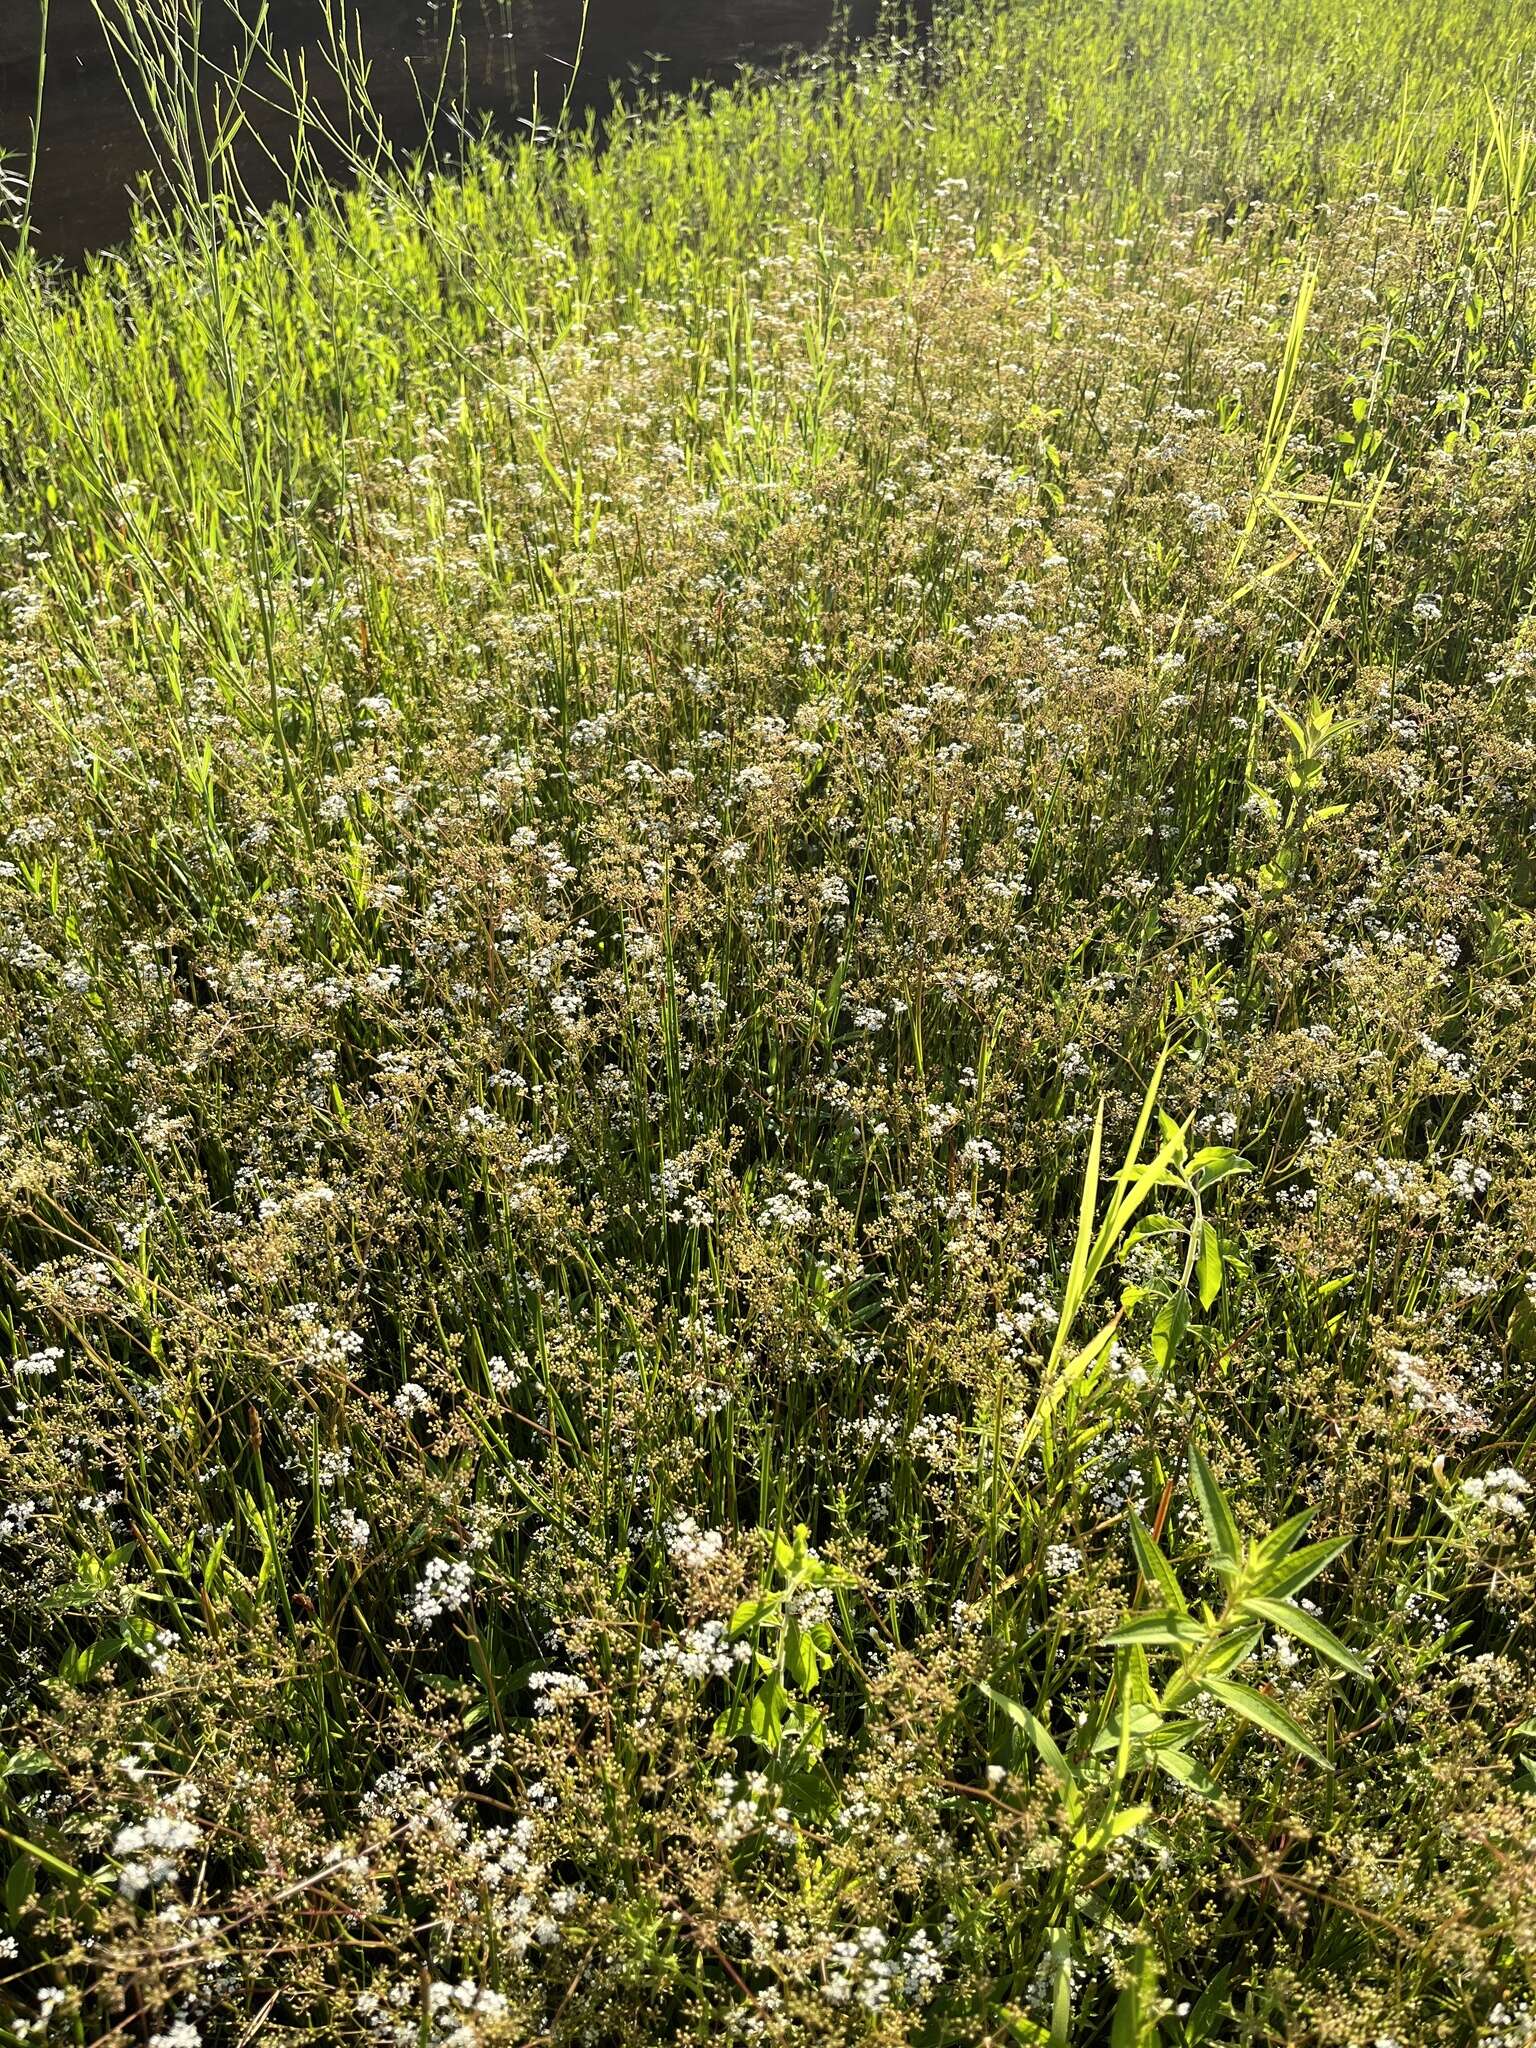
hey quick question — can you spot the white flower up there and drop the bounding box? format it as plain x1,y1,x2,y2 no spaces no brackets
1460,1467,1530,1519
12,1347,62,1379
528,1669,590,1715
406,1557,474,1626
112,1795,201,1897
664,1514,726,1572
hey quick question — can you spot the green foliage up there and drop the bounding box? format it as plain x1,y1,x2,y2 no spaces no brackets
1106,1448,1367,1775
1,0,1536,2041
721,1523,854,1761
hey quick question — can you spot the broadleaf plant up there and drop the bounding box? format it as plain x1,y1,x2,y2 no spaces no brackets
1102,1445,1367,1777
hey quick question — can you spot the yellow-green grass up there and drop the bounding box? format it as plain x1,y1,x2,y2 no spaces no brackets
3,2,1536,2041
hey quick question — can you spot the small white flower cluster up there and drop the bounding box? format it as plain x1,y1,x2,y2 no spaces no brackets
1179,492,1229,534
461,1815,539,1891
757,1174,822,1234
1417,1033,1473,1085
485,1351,528,1394
406,1557,474,1626
148,2024,203,2048
841,1394,903,1453
528,1668,590,1715
997,1291,1061,1351
332,1508,371,1552
1460,1467,1530,1519
907,1411,959,1463
286,1307,363,1373
16,1985,68,2040
1445,1266,1496,1301
356,1975,511,2047
1387,1349,1476,1428
1448,1155,1493,1201
644,1619,751,1683
112,1784,202,1898
1044,1542,1084,1580
260,1183,338,1223
11,1346,62,1379
1478,2000,1536,2048
824,1924,946,2010
664,1513,726,1572
1353,1156,1437,1213
427,1978,510,2036
709,1770,796,1849
658,1150,715,1228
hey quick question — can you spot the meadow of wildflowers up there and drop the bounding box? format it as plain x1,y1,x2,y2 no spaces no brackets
4,0,1536,2040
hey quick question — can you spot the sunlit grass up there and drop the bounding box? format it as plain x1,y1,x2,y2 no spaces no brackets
3,1,1536,2042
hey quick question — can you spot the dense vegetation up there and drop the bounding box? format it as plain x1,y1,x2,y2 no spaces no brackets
4,0,1536,2039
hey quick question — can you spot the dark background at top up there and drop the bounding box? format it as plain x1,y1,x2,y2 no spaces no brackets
1,1,904,260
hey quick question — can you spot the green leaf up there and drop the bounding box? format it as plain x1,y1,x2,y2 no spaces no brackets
1103,1613,1205,1649
1111,1943,1163,2048
1187,1147,1253,1190
1183,1965,1234,2045
1251,1506,1316,1566
1090,1702,1165,1749
1151,1292,1190,1370
1129,1514,1189,1613
783,1617,830,1691
1252,1535,1349,1602
1001,2012,1054,2047
1154,1743,1219,1799
1100,1803,1152,1843
1156,1107,1189,1164
1061,1101,1106,1348
1123,1213,1185,1247
1196,1221,1223,1309
58,1634,122,1687
1201,1622,1263,1677
728,1595,779,1637
1187,1444,1243,1577
1049,1925,1074,2046
748,1677,788,1749
1201,1675,1332,1769
5,1854,35,1922
1241,1594,1368,1678
979,1681,1077,1795
1,1750,50,1781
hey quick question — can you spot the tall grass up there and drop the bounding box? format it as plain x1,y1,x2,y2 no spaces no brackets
3,1,1536,2042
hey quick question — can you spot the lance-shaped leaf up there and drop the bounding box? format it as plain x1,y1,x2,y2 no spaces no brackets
1251,1505,1316,1567
1251,1535,1350,1602
1103,1611,1206,1650
1201,1674,1332,1769
1196,1220,1224,1309
1153,1742,1220,1799
979,1681,1080,1809
1128,1510,1189,1613
1240,1593,1369,1677
1187,1443,1243,1579
1202,1621,1264,1677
